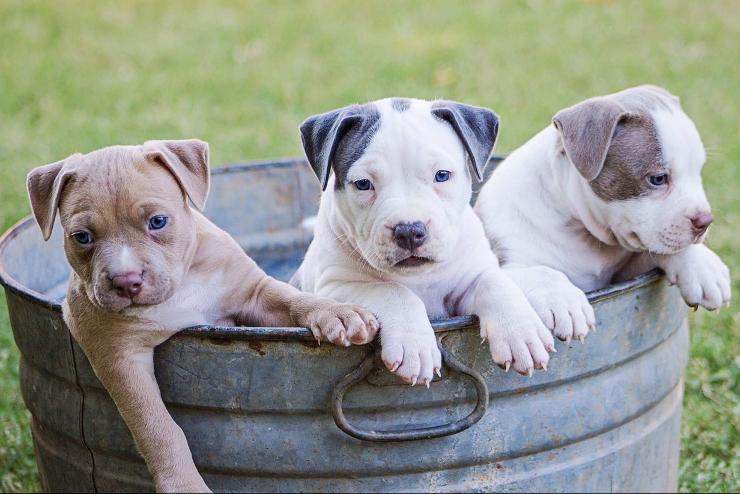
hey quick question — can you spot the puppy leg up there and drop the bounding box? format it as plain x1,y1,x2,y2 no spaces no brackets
241,273,378,346
321,281,442,386
505,265,595,343
620,244,731,310
82,338,210,493
457,266,555,375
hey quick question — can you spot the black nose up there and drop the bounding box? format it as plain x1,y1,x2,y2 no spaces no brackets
393,222,428,251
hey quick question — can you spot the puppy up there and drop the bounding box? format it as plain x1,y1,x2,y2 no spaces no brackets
26,140,377,493
292,98,555,385
475,85,731,342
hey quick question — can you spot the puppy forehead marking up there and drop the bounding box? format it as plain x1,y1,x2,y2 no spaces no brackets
590,114,663,202
391,98,411,112
333,104,381,188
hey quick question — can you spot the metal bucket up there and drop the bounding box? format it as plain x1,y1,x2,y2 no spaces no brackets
0,157,688,493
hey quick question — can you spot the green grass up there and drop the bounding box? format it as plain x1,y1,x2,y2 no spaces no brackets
0,0,737,491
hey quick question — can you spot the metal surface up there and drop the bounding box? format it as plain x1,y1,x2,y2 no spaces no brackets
331,342,490,441
0,156,688,492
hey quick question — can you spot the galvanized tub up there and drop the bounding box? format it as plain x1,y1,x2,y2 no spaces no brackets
0,157,688,493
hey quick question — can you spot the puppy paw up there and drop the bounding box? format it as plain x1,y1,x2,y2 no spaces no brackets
481,309,555,376
380,325,442,387
663,246,731,311
303,303,379,346
509,266,595,343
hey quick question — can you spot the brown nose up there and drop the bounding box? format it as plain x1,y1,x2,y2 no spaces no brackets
393,222,428,251
691,212,713,233
111,272,143,299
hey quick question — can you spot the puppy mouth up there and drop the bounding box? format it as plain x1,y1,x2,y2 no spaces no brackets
394,256,434,268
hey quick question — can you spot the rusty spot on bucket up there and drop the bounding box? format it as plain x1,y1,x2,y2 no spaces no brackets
208,337,233,346
248,341,266,356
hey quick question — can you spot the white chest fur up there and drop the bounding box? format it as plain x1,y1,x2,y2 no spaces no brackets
129,271,228,329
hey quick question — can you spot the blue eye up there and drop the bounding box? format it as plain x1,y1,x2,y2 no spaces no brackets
435,170,451,182
648,174,668,187
72,231,93,245
353,179,374,191
148,215,168,230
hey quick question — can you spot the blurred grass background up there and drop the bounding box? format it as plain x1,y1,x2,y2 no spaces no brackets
0,0,737,491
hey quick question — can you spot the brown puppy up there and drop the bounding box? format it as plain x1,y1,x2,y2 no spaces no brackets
26,139,378,492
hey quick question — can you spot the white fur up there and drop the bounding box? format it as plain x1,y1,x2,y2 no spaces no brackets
295,98,555,381
475,93,730,342
127,271,227,329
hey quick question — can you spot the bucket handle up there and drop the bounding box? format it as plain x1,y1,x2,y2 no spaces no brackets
330,340,489,441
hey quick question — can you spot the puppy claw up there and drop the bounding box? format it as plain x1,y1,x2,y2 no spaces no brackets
435,367,442,378
577,335,585,344
480,336,487,345
425,379,430,389
504,361,511,373
411,376,418,387
527,368,534,378
546,344,556,353
540,362,548,371
387,361,401,372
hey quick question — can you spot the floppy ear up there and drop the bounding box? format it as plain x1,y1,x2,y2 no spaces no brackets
27,154,80,241
431,101,500,181
143,139,210,210
552,98,629,181
299,105,375,191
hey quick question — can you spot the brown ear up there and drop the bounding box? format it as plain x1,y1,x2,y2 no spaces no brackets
143,139,210,210
553,98,629,181
27,154,80,241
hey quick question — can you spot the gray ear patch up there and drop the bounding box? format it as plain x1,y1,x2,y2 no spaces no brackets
299,104,381,190
391,98,411,112
589,114,664,202
431,100,500,181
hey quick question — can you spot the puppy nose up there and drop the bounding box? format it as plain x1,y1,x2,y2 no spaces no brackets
393,222,428,251
691,212,713,233
111,272,143,299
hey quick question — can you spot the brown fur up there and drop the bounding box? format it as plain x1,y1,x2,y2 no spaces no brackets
590,114,664,201
553,84,675,201
27,140,378,492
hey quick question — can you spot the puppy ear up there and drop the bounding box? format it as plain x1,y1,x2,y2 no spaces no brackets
299,105,377,191
552,99,629,181
27,154,80,241
431,101,500,181
143,139,210,210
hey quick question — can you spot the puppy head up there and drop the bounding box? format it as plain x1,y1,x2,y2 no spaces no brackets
27,139,210,312
300,98,499,274
553,85,710,254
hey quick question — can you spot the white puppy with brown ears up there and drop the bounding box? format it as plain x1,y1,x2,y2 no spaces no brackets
26,140,377,492
475,85,731,343
292,98,556,385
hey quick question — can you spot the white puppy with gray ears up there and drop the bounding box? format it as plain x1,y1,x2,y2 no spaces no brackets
292,98,555,384
475,85,731,343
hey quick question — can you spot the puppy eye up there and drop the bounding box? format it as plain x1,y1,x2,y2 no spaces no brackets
71,231,93,245
353,179,374,191
148,215,168,230
434,170,452,182
648,173,669,187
